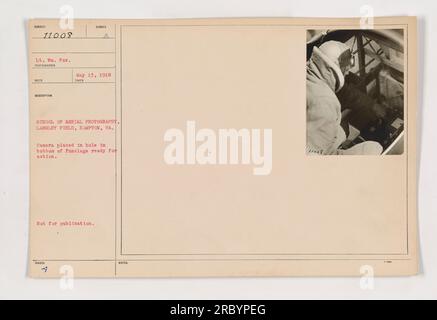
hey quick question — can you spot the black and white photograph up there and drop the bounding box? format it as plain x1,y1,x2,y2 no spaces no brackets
306,29,405,155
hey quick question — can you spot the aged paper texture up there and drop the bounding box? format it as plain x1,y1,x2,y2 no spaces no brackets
28,17,418,277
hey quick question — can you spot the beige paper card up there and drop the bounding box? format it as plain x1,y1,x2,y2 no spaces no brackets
28,17,418,277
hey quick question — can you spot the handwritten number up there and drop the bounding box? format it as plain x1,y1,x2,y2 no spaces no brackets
43,32,73,39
